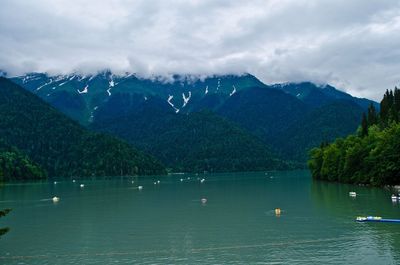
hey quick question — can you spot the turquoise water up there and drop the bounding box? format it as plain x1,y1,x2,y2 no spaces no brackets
1,170,400,264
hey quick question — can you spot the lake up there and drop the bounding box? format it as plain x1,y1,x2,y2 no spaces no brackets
1,170,400,264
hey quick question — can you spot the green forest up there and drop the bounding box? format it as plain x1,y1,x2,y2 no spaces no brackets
0,77,165,180
308,88,400,186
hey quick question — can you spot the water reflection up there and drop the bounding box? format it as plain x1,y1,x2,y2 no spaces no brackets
311,179,400,263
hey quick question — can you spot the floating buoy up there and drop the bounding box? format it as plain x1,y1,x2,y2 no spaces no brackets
80,184,85,188
54,181,57,185
275,208,281,216
157,180,160,184
180,178,183,182
52,196,60,203
200,178,205,183
187,177,191,180
138,186,143,190
72,179,76,183
201,198,207,204
131,181,134,184
349,191,357,197
154,182,157,185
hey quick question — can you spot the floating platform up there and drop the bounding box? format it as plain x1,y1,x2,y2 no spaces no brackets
356,216,400,223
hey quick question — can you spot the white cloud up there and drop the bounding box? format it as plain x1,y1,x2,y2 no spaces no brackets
0,0,399,100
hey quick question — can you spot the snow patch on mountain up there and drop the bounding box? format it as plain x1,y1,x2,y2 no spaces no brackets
77,85,89,94
182,91,191,108
36,79,53,91
107,79,115,96
167,95,179,113
230,85,236,96
58,80,69,86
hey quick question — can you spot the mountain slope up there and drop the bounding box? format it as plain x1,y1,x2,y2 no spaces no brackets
272,100,364,162
92,93,289,172
12,72,378,166
11,72,265,124
217,86,310,141
0,77,165,178
273,82,378,110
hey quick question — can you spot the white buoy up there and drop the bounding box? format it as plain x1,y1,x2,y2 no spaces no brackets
154,182,157,185
157,180,160,184
54,181,57,185
138,186,143,190
349,191,356,197
72,179,76,183
180,178,183,182
201,198,207,204
131,181,135,184
80,184,85,188
200,178,205,183
187,177,190,180
52,196,60,203
275,208,281,216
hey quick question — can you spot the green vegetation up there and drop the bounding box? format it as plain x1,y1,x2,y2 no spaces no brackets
0,146,46,181
0,77,165,179
274,100,363,162
308,88,400,185
92,95,293,172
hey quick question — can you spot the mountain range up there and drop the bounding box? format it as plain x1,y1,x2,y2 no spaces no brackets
7,71,378,173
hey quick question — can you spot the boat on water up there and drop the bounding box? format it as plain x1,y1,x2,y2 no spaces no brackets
356,216,400,223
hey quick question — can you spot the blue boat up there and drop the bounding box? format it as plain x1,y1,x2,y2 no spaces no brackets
356,216,400,223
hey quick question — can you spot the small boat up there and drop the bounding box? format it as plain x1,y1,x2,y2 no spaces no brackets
349,191,357,197
391,194,398,200
356,216,400,223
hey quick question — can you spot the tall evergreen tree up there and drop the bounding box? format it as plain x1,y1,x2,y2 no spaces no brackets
367,103,378,126
361,113,368,137
380,89,390,123
394,87,400,112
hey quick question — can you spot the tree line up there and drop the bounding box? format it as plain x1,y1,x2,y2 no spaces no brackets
308,87,400,185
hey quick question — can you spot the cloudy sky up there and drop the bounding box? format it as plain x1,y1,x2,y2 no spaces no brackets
1,0,399,100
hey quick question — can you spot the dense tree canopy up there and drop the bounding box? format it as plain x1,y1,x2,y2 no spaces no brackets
308,88,400,186
0,77,165,179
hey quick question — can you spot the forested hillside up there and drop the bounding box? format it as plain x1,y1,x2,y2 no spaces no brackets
308,88,400,185
92,94,291,172
0,77,165,179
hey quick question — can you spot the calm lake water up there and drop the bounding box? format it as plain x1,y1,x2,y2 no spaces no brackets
1,170,400,264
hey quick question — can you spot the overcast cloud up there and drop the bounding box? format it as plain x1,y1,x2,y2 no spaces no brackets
1,0,399,100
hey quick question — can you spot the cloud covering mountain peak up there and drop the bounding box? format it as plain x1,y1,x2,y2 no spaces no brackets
1,0,399,100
